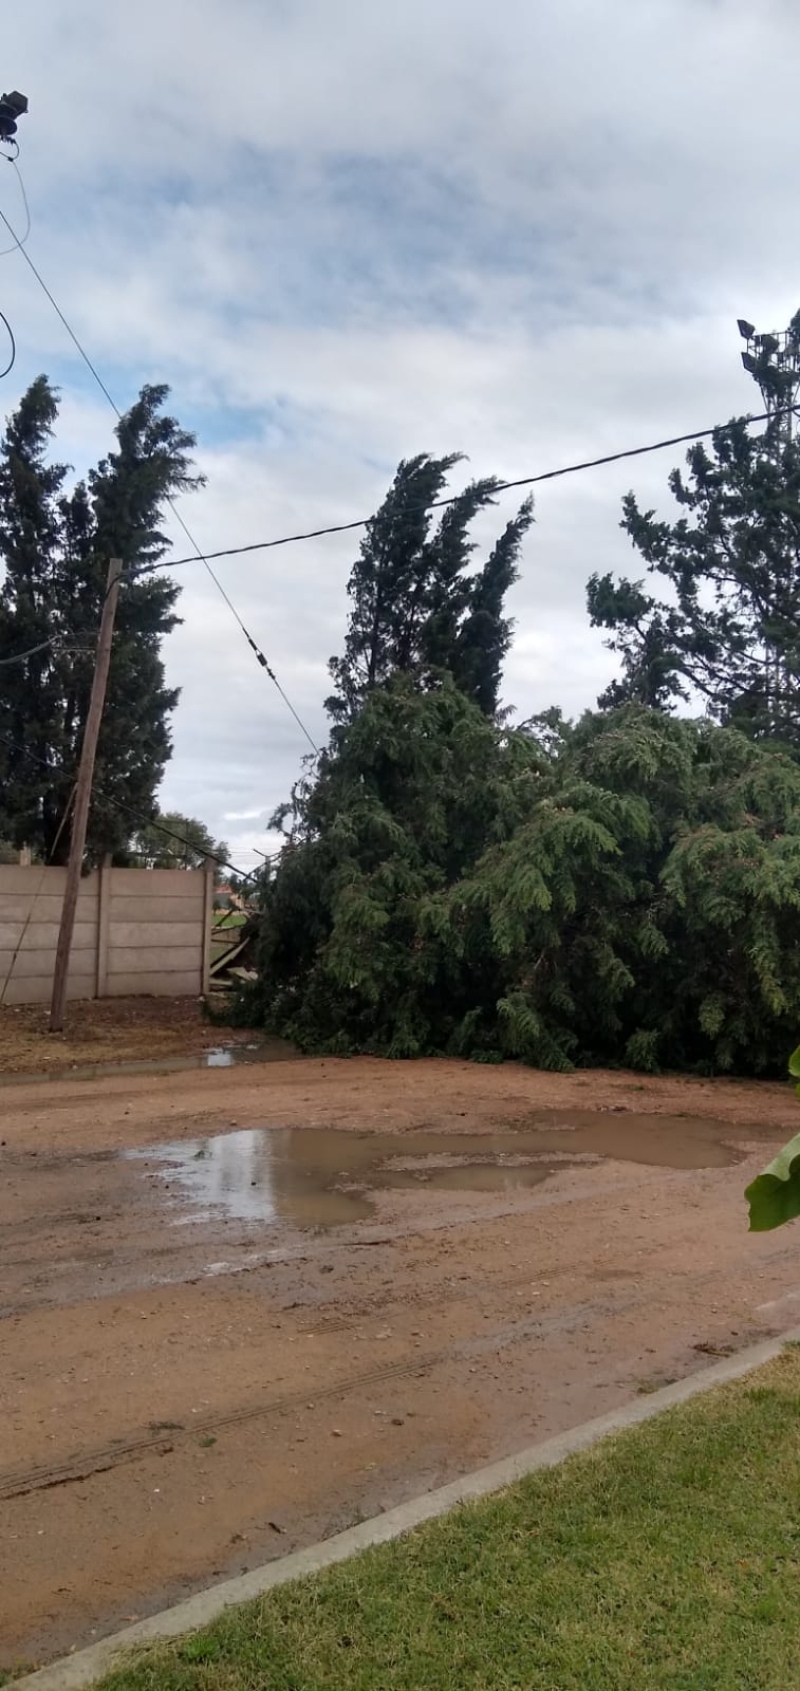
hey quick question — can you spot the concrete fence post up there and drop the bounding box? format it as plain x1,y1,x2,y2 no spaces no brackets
201,858,215,996
96,855,113,998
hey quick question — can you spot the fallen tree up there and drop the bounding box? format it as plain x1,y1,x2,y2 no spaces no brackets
243,691,800,1075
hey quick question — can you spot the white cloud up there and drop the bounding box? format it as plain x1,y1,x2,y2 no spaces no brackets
2,0,799,864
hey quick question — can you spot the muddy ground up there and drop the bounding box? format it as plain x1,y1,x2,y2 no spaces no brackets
0,997,254,1076
1,1051,799,1671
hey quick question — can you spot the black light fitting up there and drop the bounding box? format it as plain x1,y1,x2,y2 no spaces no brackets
0,91,27,142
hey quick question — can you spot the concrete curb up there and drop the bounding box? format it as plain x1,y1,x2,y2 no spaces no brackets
11,1323,800,1691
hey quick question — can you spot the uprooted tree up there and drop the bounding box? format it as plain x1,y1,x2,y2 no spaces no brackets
244,686,800,1074
239,420,800,1076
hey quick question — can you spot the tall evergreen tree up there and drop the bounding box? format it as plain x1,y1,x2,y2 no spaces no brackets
128,810,228,870
0,378,202,863
326,454,533,723
587,388,800,743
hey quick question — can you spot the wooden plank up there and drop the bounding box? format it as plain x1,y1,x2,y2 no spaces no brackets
209,936,249,977
108,947,202,977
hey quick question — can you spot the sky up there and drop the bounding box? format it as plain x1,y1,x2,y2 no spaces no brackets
3,0,800,873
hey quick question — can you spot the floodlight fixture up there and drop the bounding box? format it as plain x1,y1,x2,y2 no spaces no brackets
737,319,755,341
0,90,27,141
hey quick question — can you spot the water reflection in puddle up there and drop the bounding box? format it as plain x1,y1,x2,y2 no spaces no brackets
126,1111,750,1231
0,1041,293,1086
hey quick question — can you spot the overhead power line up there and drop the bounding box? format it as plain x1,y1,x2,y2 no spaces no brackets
0,199,119,412
0,307,14,378
0,632,95,666
0,159,31,256
3,189,792,763
0,200,319,755
0,634,56,665
0,160,30,390
155,407,795,570
162,492,319,753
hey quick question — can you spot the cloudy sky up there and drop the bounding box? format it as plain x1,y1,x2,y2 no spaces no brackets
3,0,799,872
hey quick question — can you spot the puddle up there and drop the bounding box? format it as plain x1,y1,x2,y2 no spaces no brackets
127,1110,755,1230
0,1041,293,1086
202,1044,293,1069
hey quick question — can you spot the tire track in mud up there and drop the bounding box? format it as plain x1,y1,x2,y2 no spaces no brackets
0,1291,642,1501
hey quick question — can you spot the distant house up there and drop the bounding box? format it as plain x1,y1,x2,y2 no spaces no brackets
214,885,248,912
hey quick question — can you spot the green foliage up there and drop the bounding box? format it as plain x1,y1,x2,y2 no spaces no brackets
0,377,202,865
746,1046,800,1230
326,454,533,723
127,811,228,870
244,397,800,1075
244,695,800,1074
587,405,800,742
746,1132,800,1232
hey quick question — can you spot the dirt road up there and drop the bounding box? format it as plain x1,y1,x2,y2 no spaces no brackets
1,1054,798,1670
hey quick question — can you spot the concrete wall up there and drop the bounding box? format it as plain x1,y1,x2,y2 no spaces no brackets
0,863,213,1006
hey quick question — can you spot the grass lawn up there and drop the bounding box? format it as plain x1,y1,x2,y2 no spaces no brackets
211,914,248,961
101,1351,800,1691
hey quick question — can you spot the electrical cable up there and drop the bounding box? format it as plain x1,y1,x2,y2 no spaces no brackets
0,307,14,379
0,856,47,1004
0,163,31,385
3,200,790,763
0,201,119,414
0,201,319,753
49,782,76,864
0,633,98,666
163,493,320,754
154,406,796,570
0,159,31,256
0,633,53,665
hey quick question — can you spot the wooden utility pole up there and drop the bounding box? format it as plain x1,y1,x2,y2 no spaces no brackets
50,558,123,1032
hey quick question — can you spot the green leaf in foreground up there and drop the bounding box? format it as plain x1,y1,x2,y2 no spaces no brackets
746,1131,800,1230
